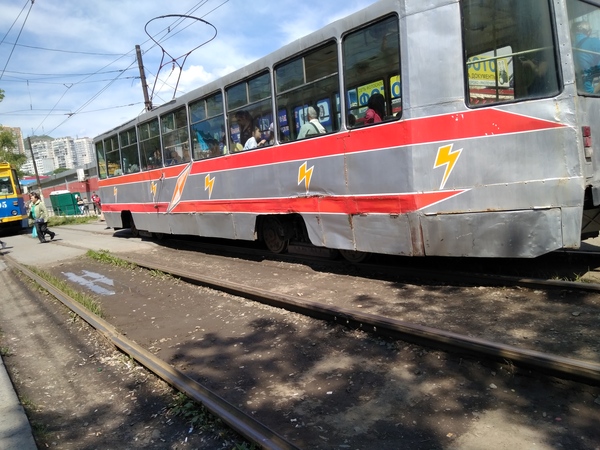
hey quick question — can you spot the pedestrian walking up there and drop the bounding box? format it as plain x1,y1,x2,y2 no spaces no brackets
29,192,56,243
91,191,102,215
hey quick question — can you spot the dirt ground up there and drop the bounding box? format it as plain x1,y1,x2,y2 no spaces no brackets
2,232,600,449
0,261,251,450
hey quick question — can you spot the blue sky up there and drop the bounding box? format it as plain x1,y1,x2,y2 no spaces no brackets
0,0,378,141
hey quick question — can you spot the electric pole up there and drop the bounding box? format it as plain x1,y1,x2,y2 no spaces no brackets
27,136,42,195
136,45,153,111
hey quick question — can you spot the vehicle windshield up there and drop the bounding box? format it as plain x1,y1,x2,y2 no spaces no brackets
0,176,14,195
568,0,600,96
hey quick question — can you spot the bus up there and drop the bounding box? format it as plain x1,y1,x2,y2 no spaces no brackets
94,0,600,260
0,162,28,233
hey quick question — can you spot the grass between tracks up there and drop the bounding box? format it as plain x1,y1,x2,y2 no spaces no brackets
26,266,104,318
86,249,174,281
86,249,138,269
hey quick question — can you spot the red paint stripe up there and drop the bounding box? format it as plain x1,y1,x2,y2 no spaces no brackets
99,108,565,189
101,190,466,215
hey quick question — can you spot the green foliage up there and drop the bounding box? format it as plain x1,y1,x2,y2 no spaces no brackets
26,266,104,317
0,126,27,175
86,249,137,269
48,215,98,227
169,393,220,428
168,393,256,449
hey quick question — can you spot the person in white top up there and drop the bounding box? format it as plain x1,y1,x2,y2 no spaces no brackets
243,126,267,150
297,106,326,139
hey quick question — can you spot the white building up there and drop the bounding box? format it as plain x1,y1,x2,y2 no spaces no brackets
51,138,76,169
22,136,95,175
21,140,56,175
74,137,94,166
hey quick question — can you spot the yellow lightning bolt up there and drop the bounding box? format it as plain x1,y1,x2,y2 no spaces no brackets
434,144,462,190
298,162,314,191
150,181,157,197
204,174,215,199
113,186,118,196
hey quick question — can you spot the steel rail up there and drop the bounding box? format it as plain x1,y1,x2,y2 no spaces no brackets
57,228,600,293
121,255,600,386
5,255,301,450
156,236,600,293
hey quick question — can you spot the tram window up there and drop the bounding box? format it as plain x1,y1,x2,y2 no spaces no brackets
119,128,140,174
227,71,273,151
139,119,162,170
343,16,401,127
95,141,108,180
462,0,560,105
275,41,340,141
190,91,226,160
567,0,600,96
161,107,190,166
105,135,121,177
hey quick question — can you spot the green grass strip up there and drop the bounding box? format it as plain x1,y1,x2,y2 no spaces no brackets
86,249,138,269
27,266,104,318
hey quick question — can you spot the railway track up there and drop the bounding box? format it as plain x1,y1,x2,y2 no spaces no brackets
4,255,301,450
52,228,600,385
114,254,600,385
6,229,600,448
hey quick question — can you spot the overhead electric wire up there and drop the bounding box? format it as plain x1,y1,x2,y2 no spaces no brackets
0,41,127,57
0,0,35,82
7,0,227,137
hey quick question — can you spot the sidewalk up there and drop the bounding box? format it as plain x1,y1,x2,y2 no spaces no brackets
0,260,37,450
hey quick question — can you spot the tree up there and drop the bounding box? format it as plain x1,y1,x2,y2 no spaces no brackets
0,90,27,174
0,128,26,172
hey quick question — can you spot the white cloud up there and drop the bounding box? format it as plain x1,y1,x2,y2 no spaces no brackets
0,0,378,139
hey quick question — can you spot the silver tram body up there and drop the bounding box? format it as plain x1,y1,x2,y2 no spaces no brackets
94,0,600,258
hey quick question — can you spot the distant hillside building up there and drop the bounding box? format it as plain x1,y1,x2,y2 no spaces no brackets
22,136,94,175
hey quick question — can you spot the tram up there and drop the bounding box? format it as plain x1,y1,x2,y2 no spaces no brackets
94,0,600,260
0,162,28,233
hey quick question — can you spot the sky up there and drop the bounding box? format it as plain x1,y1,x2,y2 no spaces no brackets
0,0,379,141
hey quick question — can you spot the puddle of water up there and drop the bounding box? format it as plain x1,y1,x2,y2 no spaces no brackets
62,271,115,296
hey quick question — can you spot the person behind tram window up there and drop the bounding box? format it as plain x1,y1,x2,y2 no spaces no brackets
297,106,326,139
167,149,182,165
150,148,162,167
243,126,267,150
235,110,253,147
267,122,275,145
348,113,357,128
519,51,552,96
572,20,600,93
365,93,385,124
182,145,191,163
208,139,222,157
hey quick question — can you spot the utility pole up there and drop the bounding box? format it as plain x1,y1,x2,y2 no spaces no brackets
27,136,43,195
136,45,153,111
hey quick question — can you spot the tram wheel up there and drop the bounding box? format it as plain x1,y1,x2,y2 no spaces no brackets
339,249,371,263
262,218,289,254
153,232,166,241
